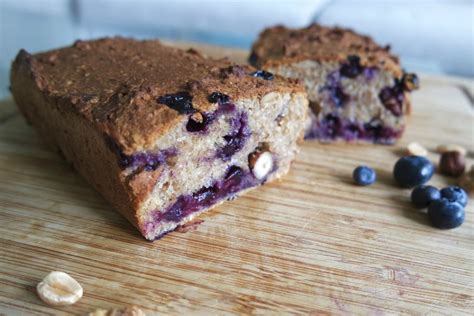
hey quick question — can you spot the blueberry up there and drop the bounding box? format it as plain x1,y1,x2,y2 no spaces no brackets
393,156,434,188
208,92,230,104
225,165,243,180
440,186,468,207
251,70,274,80
347,55,361,65
363,67,378,80
120,150,173,171
157,91,195,114
364,119,383,132
323,71,349,107
340,55,363,78
352,166,376,186
410,185,440,208
330,86,349,108
321,113,341,138
216,113,251,160
428,198,465,229
379,87,404,117
192,186,217,203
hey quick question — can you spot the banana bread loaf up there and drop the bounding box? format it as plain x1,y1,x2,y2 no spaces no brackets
10,38,308,240
250,24,419,144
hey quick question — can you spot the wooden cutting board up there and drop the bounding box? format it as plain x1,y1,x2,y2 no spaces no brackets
0,42,473,316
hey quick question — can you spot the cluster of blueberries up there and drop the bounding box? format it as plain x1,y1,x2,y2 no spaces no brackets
352,156,468,229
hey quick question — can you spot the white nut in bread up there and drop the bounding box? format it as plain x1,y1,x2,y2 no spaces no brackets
249,150,274,180
37,271,83,306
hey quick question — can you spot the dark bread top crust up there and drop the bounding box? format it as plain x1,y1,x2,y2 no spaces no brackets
12,37,304,154
250,24,402,78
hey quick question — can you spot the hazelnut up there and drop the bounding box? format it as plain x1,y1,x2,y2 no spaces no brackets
407,142,427,156
439,151,465,177
37,271,83,306
436,144,467,156
249,150,273,180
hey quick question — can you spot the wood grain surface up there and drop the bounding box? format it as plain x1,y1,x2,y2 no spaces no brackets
0,42,473,316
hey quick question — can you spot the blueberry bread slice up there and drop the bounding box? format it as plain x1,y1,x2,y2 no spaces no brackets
250,24,419,144
10,38,307,240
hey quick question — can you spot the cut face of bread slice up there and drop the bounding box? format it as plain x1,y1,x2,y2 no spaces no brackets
134,91,307,239
10,38,308,240
274,58,413,144
250,24,419,144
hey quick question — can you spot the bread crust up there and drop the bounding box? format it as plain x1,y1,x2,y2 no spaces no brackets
10,51,141,229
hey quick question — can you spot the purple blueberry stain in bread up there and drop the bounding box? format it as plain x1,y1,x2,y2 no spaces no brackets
321,71,349,108
106,137,177,171
119,147,178,171
146,164,273,236
305,114,402,144
319,113,341,139
217,112,251,161
379,84,404,116
157,91,195,114
363,67,379,81
331,87,349,108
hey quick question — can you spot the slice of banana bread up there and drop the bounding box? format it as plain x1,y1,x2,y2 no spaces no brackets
250,24,419,144
10,38,308,240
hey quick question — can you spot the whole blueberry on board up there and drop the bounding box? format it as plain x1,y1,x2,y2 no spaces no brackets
410,185,440,208
440,186,468,207
393,156,434,188
428,198,465,229
352,166,377,186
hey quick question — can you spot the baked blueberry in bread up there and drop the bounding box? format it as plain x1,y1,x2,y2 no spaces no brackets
250,24,419,144
10,38,308,240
